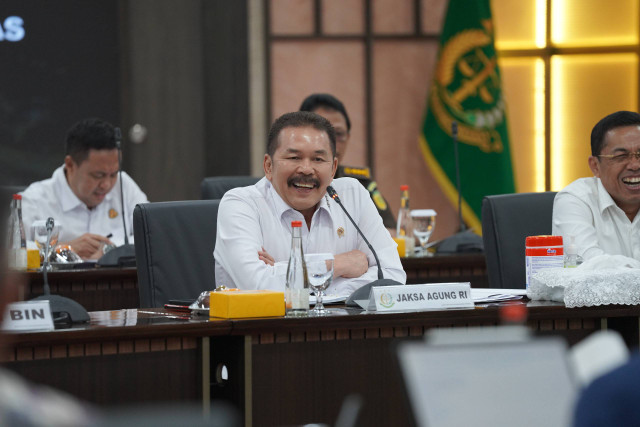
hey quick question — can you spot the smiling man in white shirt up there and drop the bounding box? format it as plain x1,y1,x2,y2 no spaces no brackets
214,111,405,294
553,110,640,261
20,118,148,260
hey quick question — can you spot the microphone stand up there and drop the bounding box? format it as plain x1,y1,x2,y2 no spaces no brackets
97,127,136,267
32,217,90,325
436,121,484,254
326,186,403,306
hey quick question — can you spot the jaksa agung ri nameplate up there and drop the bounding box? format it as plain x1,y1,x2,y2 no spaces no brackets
361,283,473,312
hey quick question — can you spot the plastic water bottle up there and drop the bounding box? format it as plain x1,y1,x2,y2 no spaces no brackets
285,220,309,316
8,194,27,270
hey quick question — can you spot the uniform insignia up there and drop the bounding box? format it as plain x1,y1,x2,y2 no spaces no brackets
372,192,387,210
109,209,119,219
367,181,388,210
341,166,371,179
337,227,345,238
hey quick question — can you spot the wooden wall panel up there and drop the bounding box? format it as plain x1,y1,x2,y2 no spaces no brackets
270,41,367,167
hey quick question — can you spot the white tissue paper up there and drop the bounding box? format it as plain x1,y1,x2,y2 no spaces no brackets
527,255,640,307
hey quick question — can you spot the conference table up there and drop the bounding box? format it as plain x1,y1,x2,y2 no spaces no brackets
3,300,639,426
23,253,488,311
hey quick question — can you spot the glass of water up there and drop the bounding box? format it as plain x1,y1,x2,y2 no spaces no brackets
304,253,334,315
31,220,62,265
410,209,437,257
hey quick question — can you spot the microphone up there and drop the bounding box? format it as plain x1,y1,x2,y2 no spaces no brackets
42,217,55,295
436,121,484,253
32,217,90,325
326,186,403,306
97,126,136,267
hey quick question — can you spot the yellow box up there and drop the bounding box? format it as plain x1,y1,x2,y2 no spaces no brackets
27,249,40,270
209,290,285,319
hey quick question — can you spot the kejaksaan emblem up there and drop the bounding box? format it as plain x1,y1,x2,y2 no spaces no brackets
379,292,395,309
431,19,506,153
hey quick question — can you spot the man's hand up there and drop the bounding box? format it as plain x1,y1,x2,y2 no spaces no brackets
334,250,369,278
64,233,113,260
258,247,275,266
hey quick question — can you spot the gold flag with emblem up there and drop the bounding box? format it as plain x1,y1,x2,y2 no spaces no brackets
420,0,515,233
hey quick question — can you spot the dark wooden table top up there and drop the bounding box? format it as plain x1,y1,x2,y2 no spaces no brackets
7,300,640,345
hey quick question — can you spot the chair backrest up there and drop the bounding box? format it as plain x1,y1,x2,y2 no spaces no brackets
481,192,557,289
134,199,220,307
201,176,260,200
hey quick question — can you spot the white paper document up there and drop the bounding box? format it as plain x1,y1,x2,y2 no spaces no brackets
471,288,526,304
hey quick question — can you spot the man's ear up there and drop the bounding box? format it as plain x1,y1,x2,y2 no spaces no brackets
264,154,273,180
588,156,601,177
64,155,75,172
331,157,338,178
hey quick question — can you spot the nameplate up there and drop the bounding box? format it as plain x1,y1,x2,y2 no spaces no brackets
2,301,54,331
362,283,474,312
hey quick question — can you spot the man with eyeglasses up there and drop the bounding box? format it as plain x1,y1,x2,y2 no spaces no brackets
214,111,405,292
20,118,148,259
552,110,640,261
299,94,396,229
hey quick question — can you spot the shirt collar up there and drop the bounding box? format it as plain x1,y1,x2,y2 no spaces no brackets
55,166,85,212
595,177,618,214
265,179,331,222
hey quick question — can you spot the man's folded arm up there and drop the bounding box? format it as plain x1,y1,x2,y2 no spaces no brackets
215,196,285,290
331,246,406,295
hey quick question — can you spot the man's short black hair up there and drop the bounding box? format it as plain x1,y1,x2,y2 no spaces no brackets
65,118,117,164
299,93,351,132
267,111,336,158
591,111,640,156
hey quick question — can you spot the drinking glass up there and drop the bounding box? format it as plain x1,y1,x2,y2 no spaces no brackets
31,220,62,266
410,209,437,257
304,253,334,315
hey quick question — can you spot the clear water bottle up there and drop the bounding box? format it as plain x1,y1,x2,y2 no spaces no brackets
285,220,309,316
396,185,414,256
8,194,27,270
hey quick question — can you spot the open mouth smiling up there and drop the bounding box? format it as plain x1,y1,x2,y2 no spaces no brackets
288,176,319,190
622,176,640,188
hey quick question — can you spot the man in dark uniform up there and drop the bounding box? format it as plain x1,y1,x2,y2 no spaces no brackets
299,93,396,229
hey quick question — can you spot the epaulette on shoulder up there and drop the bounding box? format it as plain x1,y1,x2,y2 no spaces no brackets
340,165,371,179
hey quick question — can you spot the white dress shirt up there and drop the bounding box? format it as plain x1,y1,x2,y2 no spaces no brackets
552,177,640,261
214,177,406,294
20,165,148,246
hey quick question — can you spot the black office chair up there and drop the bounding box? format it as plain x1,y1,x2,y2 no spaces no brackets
201,176,261,200
133,199,220,307
481,192,557,289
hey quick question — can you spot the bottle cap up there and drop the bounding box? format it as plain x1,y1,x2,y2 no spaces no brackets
12,194,21,200
499,302,528,323
291,221,302,227
400,185,409,191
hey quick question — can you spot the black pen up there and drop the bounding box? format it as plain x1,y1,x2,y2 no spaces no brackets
106,233,113,238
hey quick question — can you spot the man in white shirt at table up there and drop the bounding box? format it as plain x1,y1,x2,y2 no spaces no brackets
214,111,405,294
553,110,640,261
20,118,148,260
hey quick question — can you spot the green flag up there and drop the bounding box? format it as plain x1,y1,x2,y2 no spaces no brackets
420,0,515,234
